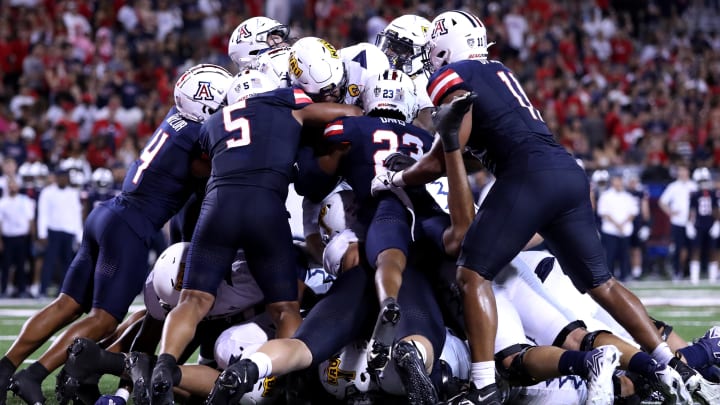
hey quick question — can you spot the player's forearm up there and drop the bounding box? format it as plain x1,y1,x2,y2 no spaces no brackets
401,143,445,186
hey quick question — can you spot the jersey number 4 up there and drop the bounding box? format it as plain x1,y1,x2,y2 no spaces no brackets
372,130,424,175
223,100,252,148
497,71,544,121
133,128,169,184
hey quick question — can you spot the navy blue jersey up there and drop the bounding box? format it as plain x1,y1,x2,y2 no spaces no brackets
690,189,718,229
199,87,313,195
119,106,204,232
427,60,576,176
323,116,434,203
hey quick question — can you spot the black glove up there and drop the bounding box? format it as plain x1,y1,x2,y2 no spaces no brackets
432,92,478,152
383,152,417,172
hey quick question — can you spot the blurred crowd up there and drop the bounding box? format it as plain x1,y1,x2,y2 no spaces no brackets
1,0,720,297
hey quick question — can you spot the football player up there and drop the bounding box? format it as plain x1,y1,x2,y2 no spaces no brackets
228,16,290,71
371,10,693,404
375,14,436,131
0,64,233,405
686,167,720,284
149,66,363,403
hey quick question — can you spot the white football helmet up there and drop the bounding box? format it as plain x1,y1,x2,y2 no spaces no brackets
362,69,418,123
319,340,372,400
376,15,432,77
228,16,289,69
693,167,712,188
30,162,49,188
174,64,233,123
318,189,358,244
226,69,281,105
289,37,347,102
256,46,292,88
91,167,113,190
322,229,359,276
427,10,490,70
152,242,190,309
18,162,33,188
59,157,88,187
214,323,277,404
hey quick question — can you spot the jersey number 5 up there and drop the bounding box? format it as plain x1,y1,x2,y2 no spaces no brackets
223,100,252,149
372,130,424,175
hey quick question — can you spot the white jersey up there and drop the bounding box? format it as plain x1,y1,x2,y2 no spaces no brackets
340,42,390,77
286,185,305,239
343,59,370,106
143,254,264,321
411,73,434,110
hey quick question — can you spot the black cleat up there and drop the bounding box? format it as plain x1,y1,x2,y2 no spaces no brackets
126,352,154,405
150,362,175,405
206,359,259,405
367,298,401,375
8,369,45,405
57,338,104,404
443,382,502,405
393,341,438,405
0,369,13,405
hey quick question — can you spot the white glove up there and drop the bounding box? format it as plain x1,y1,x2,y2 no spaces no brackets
638,225,650,241
370,170,405,196
711,221,720,239
686,223,697,239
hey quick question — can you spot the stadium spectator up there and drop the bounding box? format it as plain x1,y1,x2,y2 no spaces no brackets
0,177,35,297
36,169,82,297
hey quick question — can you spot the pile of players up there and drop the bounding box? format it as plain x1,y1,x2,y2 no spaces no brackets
0,9,719,405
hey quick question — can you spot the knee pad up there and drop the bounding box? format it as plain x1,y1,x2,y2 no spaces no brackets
495,344,537,386
580,330,613,352
650,317,674,341
552,320,587,347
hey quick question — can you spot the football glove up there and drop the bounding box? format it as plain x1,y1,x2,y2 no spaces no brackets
432,92,477,152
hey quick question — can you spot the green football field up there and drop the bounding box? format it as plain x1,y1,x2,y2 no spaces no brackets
0,281,717,404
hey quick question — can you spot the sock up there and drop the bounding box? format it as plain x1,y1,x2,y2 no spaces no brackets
99,351,126,376
628,352,659,378
690,261,700,284
651,342,674,365
411,341,428,365
709,262,718,283
678,344,712,369
156,353,181,385
558,351,590,378
0,356,16,375
114,388,130,401
249,352,273,378
470,361,495,389
25,362,50,381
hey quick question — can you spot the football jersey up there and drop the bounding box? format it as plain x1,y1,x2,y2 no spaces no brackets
427,60,576,176
340,42,390,77
119,106,204,234
343,59,370,106
199,87,313,196
690,189,718,229
323,116,434,204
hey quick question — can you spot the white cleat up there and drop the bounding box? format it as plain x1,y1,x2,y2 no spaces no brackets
585,345,621,405
654,364,694,404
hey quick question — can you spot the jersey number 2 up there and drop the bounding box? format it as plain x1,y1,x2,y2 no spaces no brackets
372,130,423,175
223,100,252,148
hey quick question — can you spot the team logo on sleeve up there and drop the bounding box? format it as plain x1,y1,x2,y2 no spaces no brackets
432,19,448,38
348,84,360,97
261,376,277,397
193,81,214,101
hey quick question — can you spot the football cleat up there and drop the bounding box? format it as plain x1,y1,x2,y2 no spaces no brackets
367,298,401,375
393,341,438,405
150,362,175,405
652,363,693,404
693,376,720,405
126,352,154,405
206,359,259,405
94,395,127,405
585,345,621,405
669,356,702,396
442,382,502,405
8,369,45,405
